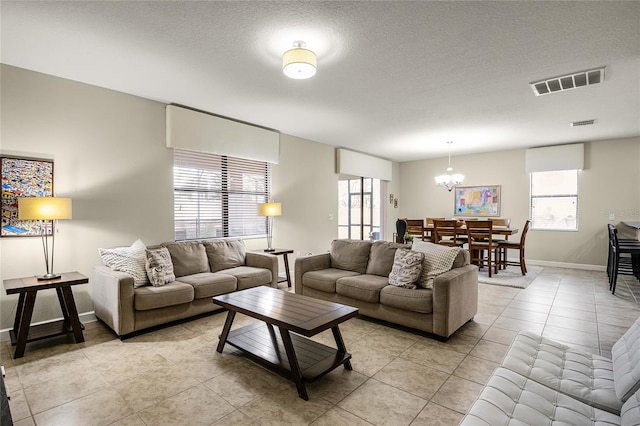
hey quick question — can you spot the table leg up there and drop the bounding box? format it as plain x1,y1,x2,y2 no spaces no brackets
60,286,84,343
283,253,292,287
14,291,37,359
12,293,26,336
278,327,308,400
331,326,352,370
56,288,71,330
216,310,236,353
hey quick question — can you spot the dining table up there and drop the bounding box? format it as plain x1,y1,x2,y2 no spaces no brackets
423,224,519,239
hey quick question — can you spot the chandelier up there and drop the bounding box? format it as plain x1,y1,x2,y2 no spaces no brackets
435,141,464,191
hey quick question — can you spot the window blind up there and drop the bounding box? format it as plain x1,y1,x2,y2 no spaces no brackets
174,149,270,241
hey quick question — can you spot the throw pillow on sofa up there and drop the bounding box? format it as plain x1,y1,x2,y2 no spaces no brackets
145,247,175,286
388,248,424,289
161,241,209,277
204,239,246,272
98,239,149,287
411,240,461,289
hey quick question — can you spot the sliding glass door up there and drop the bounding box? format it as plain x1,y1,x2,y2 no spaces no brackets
338,177,382,240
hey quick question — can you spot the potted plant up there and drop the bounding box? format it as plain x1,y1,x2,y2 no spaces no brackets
404,233,414,244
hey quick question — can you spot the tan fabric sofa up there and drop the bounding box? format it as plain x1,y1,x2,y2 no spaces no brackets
294,239,478,339
93,239,278,337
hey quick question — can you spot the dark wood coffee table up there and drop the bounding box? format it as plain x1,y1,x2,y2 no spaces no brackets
212,286,358,400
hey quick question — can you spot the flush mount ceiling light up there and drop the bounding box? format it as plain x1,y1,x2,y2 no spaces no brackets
435,141,464,192
282,40,317,79
530,67,605,96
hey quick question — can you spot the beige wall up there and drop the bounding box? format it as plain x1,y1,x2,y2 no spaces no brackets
0,65,340,330
399,137,640,267
1,64,638,332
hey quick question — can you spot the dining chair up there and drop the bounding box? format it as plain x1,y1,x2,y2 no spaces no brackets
497,219,530,275
607,224,640,295
433,219,465,247
466,220,499,277
425,217,445,241
490,218,511,266
405,219,425,241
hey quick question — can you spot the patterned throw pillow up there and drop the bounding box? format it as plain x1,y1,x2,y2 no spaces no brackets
98,239,149,287
411,240,461,289
145,247,175,287
388,248,424,289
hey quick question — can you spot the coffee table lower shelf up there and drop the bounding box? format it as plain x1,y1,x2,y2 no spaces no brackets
225,322,352,389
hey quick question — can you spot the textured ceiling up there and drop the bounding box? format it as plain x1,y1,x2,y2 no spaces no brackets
1,1,639,162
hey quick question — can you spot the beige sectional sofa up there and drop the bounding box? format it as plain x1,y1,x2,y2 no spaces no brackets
461,317,640,425
294,239,479,339
93,239,278,337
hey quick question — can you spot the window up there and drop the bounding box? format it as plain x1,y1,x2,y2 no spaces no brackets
338,177,382,240
173,149,270,240
530,170,578,231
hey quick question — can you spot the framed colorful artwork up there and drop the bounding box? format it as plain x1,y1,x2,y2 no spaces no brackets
1,156,54,237
454,185,501,217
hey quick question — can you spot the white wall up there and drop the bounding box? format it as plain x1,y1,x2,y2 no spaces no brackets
399,137,640,267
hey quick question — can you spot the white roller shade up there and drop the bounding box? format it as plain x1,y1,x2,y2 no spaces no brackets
166,105,280,164
526,143,584,172
336,148,393,181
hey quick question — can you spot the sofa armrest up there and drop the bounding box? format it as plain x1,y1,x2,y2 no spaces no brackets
246,252,279,288
294,253,331,294
432,264,479,338
92,265,136,336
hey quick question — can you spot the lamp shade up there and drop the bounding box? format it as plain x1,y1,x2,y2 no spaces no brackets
18,197,72,220
282,42,317,79
257,202,281,217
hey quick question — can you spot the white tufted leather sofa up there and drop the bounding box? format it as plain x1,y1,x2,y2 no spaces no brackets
461,317,640,425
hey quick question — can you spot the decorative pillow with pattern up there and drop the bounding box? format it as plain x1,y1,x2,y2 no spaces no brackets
98,239,149,287
411,240,461,289
388,248,424,289
145,247,175,287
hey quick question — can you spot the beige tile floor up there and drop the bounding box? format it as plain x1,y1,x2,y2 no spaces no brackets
2,266,640,426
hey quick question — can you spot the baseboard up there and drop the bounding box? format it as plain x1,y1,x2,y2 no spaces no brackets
0,311,97,343
526,259,606,272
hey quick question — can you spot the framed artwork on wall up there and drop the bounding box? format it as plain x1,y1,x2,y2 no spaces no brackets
1,156,54,237
454,185,500,217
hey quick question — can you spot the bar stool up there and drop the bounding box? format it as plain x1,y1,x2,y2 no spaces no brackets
608,224,640,295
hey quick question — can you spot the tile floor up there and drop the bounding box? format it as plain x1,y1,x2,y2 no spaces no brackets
2,266,640,426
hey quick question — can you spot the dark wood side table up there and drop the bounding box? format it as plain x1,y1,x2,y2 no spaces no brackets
254,248,294,287
3,271,88,358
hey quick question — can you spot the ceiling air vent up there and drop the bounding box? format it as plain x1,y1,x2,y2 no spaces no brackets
530,67,605,96
570,119,597,127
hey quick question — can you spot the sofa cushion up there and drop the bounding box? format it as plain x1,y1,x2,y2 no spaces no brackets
145,247,175,286
134,281,194,311
204,239,246,273
621,389,640,426
411,240,462,289
162,241,210,277
99,239,149,287
176,273,237,299
336,274,388,303
366,241,407,277
380,286,433,314
303,268,361,293
612,316,640,402
388,248,423,289
501,331,621,414
460,368,622,426
222,266,271,290
330,239,372,274
452,249,470,268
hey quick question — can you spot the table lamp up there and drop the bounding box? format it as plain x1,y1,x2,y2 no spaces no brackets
257,202,281,252
18,197,72,280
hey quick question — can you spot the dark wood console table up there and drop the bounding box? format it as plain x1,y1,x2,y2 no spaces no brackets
3,271,88,358
212,286,358,400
